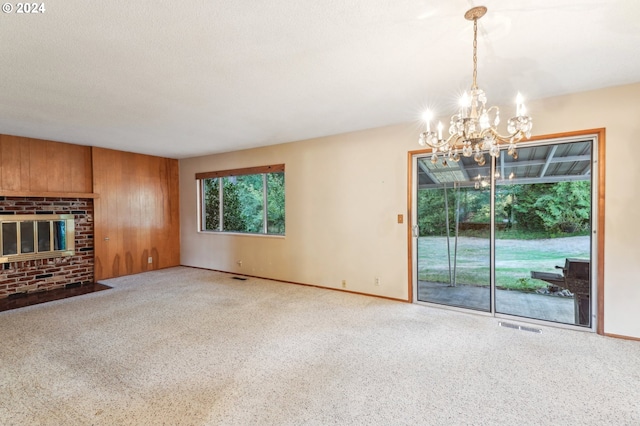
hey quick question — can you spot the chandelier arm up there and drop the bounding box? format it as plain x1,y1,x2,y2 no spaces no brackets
485,105,499,115
486,127,525,144
444,133,458,146
435,133,452,148
421,132,451,150
431,139,451,149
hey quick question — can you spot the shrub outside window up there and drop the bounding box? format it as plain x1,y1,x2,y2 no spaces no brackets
197,165,285,235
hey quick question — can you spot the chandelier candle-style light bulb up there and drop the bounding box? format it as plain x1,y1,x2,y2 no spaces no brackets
423,110,432,132
516,93,525,117
460,92,470,118
418,6,533,166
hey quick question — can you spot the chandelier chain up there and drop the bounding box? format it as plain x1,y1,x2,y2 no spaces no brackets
472,18,478,89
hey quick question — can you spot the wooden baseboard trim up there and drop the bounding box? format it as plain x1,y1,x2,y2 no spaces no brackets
182,265,409,303
604,333,640,342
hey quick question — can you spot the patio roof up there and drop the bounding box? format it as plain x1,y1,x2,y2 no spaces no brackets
418,139,592,189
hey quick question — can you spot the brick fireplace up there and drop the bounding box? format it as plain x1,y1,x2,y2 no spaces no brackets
0,197,94,299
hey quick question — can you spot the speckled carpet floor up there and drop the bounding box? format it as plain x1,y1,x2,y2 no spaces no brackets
0,266,638,425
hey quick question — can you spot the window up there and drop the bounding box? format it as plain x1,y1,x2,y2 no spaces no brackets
197,165,285,235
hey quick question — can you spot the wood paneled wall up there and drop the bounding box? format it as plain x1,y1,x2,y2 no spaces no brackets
92,147,180,280
0,134,180,283
0,135,92,194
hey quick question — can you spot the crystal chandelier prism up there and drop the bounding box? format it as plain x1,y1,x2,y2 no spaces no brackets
418,6,533,166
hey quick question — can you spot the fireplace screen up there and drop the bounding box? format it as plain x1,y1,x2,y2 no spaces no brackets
0,214,75,263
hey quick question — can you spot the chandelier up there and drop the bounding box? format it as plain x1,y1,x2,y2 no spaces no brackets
418,6,533,166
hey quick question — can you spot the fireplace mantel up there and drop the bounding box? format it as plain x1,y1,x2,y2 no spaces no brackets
0,191,98,199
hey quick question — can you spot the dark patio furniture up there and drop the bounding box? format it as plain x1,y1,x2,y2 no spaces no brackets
531,258,590,326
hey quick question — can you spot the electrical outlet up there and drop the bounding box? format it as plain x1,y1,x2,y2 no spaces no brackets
147,256,153,264
375,277,380,286
237,260,243,267
341,280,346,289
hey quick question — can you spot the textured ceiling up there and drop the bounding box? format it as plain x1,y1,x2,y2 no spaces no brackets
1,0,639,159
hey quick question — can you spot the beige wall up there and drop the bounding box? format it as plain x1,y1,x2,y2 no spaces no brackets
179,124,413,301
528,83,639,338
180,82,640,338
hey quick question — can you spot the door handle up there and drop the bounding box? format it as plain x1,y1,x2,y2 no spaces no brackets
412,225,419,238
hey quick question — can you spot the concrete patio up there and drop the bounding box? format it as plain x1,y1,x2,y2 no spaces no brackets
417,281,580,325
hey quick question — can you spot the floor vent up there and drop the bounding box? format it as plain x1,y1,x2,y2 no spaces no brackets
232,277,248,281
499,322,542,333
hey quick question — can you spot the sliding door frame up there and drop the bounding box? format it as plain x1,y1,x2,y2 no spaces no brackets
407,128,606,335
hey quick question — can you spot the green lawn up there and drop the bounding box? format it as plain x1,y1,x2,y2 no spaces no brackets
417,235,590,291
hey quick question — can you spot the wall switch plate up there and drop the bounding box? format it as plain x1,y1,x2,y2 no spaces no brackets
148,257,153,264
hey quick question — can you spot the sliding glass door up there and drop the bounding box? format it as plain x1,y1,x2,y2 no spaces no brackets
414,137,595,328
494,140,593,326
415,157,491,311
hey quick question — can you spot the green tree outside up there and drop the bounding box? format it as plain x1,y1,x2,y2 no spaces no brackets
202,172,285,234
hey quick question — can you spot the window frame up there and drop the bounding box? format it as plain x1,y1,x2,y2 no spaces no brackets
196,164,285,236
